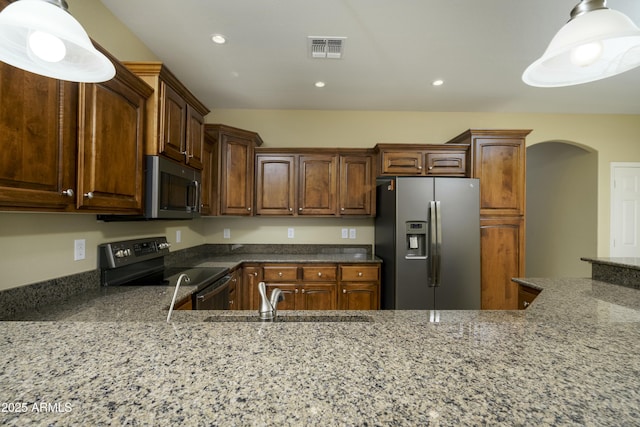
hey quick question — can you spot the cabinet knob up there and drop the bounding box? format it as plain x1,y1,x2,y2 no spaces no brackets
289,208,293,212
278,272,283,277
358,272,363,277
317,272,322,277
428,166,433,170
298,208,303,211
61,189,74,197
295,289,299,293
341,208,345,211
247,207,251,211
251,272,258,277
418,166,423,170
301,289,305,294
84,192,94,199
343,289,347,293
523,301,530,308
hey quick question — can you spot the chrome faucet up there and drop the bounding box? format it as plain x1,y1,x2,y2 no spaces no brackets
258,281,284,320
167,273,191,323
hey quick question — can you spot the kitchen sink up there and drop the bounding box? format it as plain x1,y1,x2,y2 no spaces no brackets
204,314,373,323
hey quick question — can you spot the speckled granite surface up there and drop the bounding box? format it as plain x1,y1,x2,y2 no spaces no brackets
2,277,640,426
582,257,640,290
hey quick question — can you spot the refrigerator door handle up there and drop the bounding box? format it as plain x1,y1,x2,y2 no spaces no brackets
434,200,442,287
429,201,439,287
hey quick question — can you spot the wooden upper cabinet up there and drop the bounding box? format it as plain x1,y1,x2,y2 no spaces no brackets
203,124,263,216
376,144,469,177
446,129,531,216
340,154,373,216
255,148,375,217
298,154,337,215
123,62,209,169
77,51,153,212
0,63,77,211
255,154,297,215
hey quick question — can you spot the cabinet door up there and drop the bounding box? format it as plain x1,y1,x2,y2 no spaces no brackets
379,151,424,175
255,155,296,215
228,269,242,310
185,104,204,170
299,284,337,310
0,63,77,210
159,82,187,163
200,137,215,215
339,154,373,216
339,283,379,310
221,135,254,215
473,137,525,216
242,265,263,310
77,75,145,212
298,154,337,215
265,283,298,311
480,217,524,310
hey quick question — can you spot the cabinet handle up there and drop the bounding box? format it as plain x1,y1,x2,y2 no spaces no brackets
418,166,423,170
295,289,299,293
61,189,74,197
247,207,251,211
358,272,363,277
278,272,283,277
428,166,434,170
298,208,303,211
301,289,305,294
343,289,347,293
317,272,322,277
523,301,530,308
289,208,293,212
84,192,94,199
251,272,258,277
341,208,345,211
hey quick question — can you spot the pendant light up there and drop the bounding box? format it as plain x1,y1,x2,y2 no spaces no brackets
0,0,115,82
523,0,640,87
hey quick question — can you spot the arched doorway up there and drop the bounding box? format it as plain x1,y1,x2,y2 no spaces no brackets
526,141,597,277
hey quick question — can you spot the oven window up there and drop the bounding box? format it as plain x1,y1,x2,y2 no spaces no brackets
160,172,191,211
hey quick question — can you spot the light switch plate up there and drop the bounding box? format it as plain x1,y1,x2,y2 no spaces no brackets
349,228,356,239
223,228,231,239
288,228,295,238
176,230,182,243
341,228,349,239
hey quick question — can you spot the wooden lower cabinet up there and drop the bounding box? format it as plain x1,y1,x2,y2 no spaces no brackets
480,216,525,310
237,262,380,311
228,268,241,310
518,284,540,310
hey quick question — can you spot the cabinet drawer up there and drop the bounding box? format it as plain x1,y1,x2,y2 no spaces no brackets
340,265,380,281
425,151,467,176
302,265,337,282
263,265,298,281
380,151,424,175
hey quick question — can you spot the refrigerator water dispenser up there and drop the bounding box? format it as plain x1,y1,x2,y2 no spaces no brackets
405,221,427,259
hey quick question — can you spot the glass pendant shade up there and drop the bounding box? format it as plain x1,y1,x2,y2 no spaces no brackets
0,0,115,82
523,8,640,87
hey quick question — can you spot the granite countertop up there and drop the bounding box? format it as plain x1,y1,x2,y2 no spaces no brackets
189,252,382,270
581,256,640,270
2,277,640,425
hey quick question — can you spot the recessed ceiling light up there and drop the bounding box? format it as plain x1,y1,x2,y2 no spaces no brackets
211,34,227,44
432,79,444,86
314,81,326,88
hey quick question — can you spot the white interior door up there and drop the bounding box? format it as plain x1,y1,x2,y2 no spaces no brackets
611,163,640,257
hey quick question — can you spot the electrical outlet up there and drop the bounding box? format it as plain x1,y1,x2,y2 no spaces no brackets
74,239,86,261
176,230,182,243
341,228,349,239
288,228,295,239
349,228,356,239
223,228,231,239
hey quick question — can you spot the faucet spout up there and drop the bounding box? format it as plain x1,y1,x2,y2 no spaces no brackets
167,273,191,323
258,281,283,320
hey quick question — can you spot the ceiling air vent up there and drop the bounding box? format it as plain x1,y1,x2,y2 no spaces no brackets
308,37,346,59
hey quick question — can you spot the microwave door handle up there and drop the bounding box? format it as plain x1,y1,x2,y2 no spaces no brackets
191,180,201,213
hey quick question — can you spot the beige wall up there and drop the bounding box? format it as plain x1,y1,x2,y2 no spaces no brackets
1,1,638,291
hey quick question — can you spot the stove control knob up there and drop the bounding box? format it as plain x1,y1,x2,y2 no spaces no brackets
125,249,132,256
114,250,125,258
158,242,171,250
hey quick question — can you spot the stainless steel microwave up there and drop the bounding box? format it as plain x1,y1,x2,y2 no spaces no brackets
144,155,201,219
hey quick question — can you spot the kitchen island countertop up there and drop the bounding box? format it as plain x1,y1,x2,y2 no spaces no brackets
2,277,640,426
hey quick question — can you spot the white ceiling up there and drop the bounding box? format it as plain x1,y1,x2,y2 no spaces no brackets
99,0,640,114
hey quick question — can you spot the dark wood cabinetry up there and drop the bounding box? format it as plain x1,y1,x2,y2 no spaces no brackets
203,124,263,216
446,129,531,310
376,144,470,177
122,62,209,169
0,36,152,214
518,284,540,309
238,262,379,311
76,55,152,212
255,148,374,217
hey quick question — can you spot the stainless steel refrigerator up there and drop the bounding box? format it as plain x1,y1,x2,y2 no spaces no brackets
375,177,480,310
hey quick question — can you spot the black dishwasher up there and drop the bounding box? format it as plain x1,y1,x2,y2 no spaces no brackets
193,274,232,310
